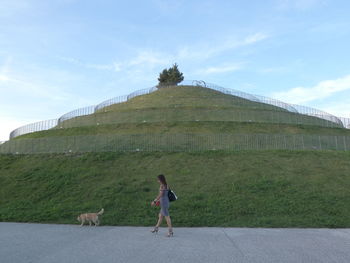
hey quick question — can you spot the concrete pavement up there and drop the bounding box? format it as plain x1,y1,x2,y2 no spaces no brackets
1,222,350,263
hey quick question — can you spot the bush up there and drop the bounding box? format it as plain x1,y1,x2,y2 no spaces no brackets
158,63,184,87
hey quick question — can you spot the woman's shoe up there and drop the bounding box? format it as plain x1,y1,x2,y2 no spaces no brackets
150,227,159,233
167,230,173,237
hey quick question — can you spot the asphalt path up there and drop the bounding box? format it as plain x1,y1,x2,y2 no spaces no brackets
1,222,349,263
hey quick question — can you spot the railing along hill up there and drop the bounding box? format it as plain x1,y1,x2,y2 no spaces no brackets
8,80,350,139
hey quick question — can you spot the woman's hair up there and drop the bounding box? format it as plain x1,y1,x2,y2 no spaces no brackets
157,174,167,187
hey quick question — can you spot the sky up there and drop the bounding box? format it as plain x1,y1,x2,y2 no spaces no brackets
1,0,350,141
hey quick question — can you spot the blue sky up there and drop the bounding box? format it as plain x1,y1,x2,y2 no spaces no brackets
1,0,350,140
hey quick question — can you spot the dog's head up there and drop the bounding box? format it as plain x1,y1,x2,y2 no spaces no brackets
77,215,81,222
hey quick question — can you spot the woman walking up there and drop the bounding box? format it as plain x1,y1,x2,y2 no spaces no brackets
151,174,173,237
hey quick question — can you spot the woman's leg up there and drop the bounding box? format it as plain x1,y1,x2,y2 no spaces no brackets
165,216,172,231
155,213,164,227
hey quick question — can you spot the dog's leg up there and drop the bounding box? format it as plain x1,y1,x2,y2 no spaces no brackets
80,219,84,227
89,220,92,226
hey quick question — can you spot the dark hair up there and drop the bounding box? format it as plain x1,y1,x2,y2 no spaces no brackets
157,174,167,187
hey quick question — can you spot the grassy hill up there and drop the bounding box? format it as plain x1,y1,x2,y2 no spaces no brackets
1,151,350,227
3,85,349,153
56,86,341,130
96,86,283,112
14,122,350,140
1,84,349,227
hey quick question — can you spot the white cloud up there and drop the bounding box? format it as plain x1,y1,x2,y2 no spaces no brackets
272,74,350,104
60,50,171,76
122,32,268,67
177,32,268,61
243,33,268,45
320,102,350,118
87,62,121,72
59,56,122,72
197,64,243,75
58,32,267,77
83,32,267,83
217,33,268,52
128,51,170,67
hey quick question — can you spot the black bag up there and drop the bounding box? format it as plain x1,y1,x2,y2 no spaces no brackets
168,188,177,202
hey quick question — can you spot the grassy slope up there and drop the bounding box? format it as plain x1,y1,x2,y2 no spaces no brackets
10,85,345,143
98,86,284,112
15,122,350,140
56,86,340,130
1,151,349,227
3,86,349,227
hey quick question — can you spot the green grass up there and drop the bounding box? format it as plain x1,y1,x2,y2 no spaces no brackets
55,86,341,130
58,107,342,130
15,122,350,140
98,86,285,112
1,151,349,227
3,85,349,227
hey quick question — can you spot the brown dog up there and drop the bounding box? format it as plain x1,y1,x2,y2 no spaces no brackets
77,208,104,226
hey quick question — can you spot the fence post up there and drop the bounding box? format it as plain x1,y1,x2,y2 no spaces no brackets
293,135,296,150
335,136,338,150
318,136,322,150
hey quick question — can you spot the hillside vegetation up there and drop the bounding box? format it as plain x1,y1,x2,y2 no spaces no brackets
57,86,340,130
8,86,348,144
15,122,350,140
1,151,349,227
1,84,349,227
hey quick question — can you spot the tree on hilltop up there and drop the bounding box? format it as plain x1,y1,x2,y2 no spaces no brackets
158,63,184,87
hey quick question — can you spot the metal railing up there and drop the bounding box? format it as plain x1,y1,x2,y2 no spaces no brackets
196,81,344,126
1,133,349,154
8,80,350,139
57,106,95,124
55,108,345,130
9,119,58,139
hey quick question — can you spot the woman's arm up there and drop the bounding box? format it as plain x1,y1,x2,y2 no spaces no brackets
151,185,165,205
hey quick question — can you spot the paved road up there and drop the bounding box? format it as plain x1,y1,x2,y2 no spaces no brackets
1,223,350,263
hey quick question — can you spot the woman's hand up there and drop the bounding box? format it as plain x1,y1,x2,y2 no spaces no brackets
151,201,155,207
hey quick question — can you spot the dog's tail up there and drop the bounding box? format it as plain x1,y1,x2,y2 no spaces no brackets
97,208,104,215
